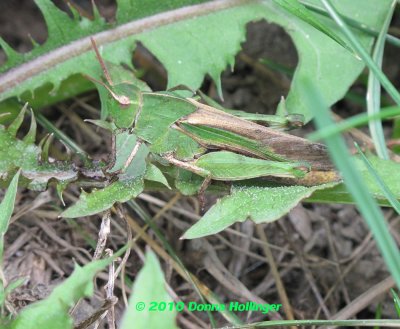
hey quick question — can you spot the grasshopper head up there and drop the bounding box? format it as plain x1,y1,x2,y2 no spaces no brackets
89,37,148,108
294,162,312,174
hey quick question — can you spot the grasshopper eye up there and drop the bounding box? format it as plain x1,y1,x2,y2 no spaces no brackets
114,94,133,106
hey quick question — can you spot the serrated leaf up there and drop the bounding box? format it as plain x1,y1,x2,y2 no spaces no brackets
183,182,337,239
277,0,393,121
0,0,391,124
61,177,144,218
0,122,77,190
136,6,249,97
116,0,206,23
7,103,27,137
120,249,178,329
9,255,119,329
0,0,106,74
22,110,37,144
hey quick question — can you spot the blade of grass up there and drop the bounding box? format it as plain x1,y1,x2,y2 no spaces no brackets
36,113,88,162
355,143,400,214
300,0,400,47
272,0,355,56
366,0,396,159
373,302,382,329
308,105,400,141
300,77,400,290
390,289,400,318
229,319,400,328
321,0,400,107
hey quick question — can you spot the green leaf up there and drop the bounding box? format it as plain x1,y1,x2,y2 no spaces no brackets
0,1,392,124
0,170,20,263
61,177,144,218
355,146,400,214
0,111,77,190
9,255,118,329
183,183,336,239
120,249,178,329
0,170,20,235
276,0,393,121
116,0,205,23
353,154,400,202
144,164,171,189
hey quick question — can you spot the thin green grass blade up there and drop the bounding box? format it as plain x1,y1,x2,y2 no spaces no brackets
355,143,400,214
36,113,88,161
300,78,400,290
366,0,396,159
390,289,400,318
272,0,355,55
321,0,400,107
373,302,382,329
308,105,400,141
300,0,400,47
232,319,400,328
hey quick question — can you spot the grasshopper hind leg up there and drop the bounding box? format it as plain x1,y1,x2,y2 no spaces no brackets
162,153,212,212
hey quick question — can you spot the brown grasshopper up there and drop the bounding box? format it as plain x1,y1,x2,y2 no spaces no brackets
88,38,340,207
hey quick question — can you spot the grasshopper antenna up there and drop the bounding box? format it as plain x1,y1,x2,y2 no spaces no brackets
90,37,114,86
83,74,132,106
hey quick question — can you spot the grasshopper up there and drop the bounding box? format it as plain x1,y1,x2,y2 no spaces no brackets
88,38,339,206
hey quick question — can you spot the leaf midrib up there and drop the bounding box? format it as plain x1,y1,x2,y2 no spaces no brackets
0,0,254,95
